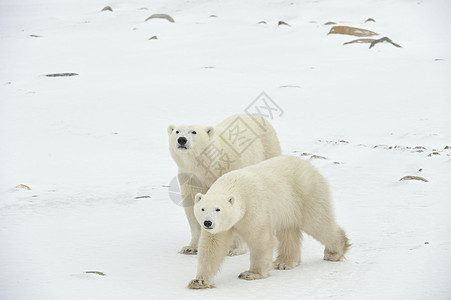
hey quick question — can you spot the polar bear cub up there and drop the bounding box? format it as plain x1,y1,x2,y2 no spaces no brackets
168,114,281,255
188,155,350,289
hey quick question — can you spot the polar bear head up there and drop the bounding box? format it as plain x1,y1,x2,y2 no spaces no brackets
167,125,214,158
194,193,241,234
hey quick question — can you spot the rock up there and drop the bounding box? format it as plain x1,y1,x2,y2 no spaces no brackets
101,6,113,12
16,184,31,190
45,73,78,77
399,176,429,182
344,38,377,45
344,36,401,48
278,21,290,27
279,85,301,88
311,155,327,160
85,271,106,276
365,18,376,23
324,21,336,25
148,36,158,40
369,37,401,49
135,196,151,199
328,26,378,37
145,14,175,23
258,21,267,24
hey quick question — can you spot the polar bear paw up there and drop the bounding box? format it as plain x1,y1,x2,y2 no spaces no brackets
274,260,299,270
179,246,198,255
323,249,343,261
227,247,247,256
238,271,268,280
187,279,215,289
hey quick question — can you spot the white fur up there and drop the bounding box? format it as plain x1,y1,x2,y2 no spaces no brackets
188,155,350,289
168,114,282,255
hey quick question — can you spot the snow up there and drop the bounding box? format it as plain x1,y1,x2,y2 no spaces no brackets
1,0,451,299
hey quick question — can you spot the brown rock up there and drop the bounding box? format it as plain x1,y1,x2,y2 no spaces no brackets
328,26,378,37
16,184,31,190
145,14,175,23
278,21,290,27
399,176,428,182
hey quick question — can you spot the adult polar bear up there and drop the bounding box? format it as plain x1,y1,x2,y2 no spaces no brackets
188,155,350,289
168,114,281,255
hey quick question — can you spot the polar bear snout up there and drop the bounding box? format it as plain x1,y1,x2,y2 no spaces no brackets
176,136,190,150
177,136,187,145
203,220,214,229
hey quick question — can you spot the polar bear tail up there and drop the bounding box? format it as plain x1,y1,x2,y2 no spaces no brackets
341,228,352,257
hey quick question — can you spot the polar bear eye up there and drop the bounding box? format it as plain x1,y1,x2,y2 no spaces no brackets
201,208,205,211
175,130,179,134
216,208,221,212
192,131,197,135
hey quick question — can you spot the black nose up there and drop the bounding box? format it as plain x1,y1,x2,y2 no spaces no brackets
204,220,212,227
177,137,187,145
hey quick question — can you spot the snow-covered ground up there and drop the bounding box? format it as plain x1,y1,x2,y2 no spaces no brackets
1,0,450,299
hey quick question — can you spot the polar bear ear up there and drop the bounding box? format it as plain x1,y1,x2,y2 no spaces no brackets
205,126,214,138
167,125,175,135
195,193,203,203
227,195,235,206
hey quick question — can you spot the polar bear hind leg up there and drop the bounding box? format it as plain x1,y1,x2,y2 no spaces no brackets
239,229,276,280
305,222,350,262
274,227,302,270
323,227,351,261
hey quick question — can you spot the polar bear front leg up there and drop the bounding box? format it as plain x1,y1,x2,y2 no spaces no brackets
188,230,233,289
274,227,302,270
239,229,275,280
179,205,201,255
178,177,204,255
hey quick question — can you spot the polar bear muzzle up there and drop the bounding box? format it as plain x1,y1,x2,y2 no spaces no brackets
203,220,214,230
177,136,188,149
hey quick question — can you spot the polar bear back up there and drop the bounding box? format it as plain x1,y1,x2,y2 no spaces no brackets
170,114,282,189
209,155,333,231
213,114,282,167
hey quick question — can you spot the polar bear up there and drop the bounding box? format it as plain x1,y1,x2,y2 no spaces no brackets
168,114,282,255
188,155,350,289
